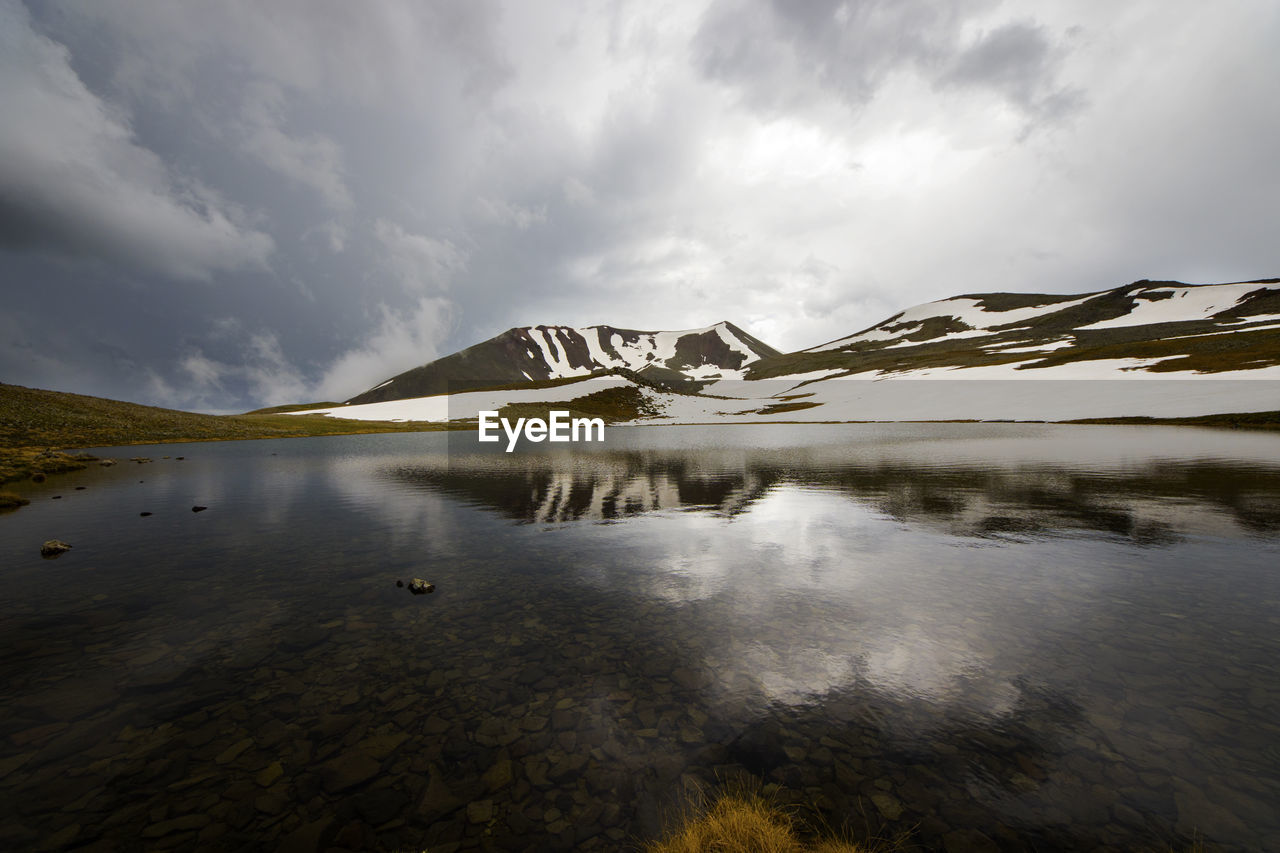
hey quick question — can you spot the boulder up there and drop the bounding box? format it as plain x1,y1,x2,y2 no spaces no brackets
407,579,435,595
41,539,71,558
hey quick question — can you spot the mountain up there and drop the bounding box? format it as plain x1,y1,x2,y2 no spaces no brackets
747,278,1280,380
294,278,1280,426
347,321,780,404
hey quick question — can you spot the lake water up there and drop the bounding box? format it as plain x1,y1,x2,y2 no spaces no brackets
1,423,1278,852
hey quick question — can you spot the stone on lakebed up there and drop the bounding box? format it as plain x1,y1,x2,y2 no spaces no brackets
41,539,72,558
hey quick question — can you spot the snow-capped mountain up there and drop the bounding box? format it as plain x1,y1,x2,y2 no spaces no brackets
749,278,1280,380
348,321,779,404
291,278,1279,426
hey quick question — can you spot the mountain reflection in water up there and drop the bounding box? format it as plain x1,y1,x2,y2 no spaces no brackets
388,440,1280,541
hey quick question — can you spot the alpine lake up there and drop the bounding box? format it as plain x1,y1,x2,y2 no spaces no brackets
1,423,1278,852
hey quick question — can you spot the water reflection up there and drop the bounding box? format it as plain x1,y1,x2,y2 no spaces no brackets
393,429,1280,539
1,426,1278,852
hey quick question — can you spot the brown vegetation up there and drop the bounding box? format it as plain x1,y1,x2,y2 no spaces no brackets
0,381,453,459
646,793,869,853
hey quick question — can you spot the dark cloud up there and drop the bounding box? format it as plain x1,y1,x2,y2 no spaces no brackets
938,21,1082,122
693,0,1077,122
0,0,273,279
1,1,1276,412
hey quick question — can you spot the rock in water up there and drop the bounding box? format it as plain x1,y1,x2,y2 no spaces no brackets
408,579,435,595
41,539,72,557
191,505,208,513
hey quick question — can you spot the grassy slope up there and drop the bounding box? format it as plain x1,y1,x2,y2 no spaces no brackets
1065,410,1280,429
0,382,452,484
747,281,1280,381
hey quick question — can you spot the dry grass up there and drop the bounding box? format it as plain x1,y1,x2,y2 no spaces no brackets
646,793,869,853
1067,410,1280,430
0,381,454,459
0,490,30,510
0,447,97,485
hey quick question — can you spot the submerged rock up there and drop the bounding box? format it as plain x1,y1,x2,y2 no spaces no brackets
41,539,72,558
320,751,381,793
407,579,435,595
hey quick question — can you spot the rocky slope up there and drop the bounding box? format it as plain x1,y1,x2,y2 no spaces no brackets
348,321,780,404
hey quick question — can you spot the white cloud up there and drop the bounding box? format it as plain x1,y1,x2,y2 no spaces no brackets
315,297,454,401
374,219,467,292
0,0,273,279
474,197,546,230
180,352,226,390
171,330,312,410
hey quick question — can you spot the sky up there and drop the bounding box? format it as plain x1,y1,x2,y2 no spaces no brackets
1,1,1277,413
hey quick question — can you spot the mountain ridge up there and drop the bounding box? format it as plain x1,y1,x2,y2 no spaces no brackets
748,277,1280,380
347,320,780,404
348,278,1280,407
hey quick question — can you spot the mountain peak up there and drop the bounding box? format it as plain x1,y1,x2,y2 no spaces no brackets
347,321,780,404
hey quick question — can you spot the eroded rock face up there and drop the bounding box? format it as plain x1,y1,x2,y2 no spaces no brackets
41,539,72,557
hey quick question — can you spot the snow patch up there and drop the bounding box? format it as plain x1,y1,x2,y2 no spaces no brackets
809,293,1096,352
983,339,1075,354
526,327,593,379
1078,283,1272,330
289,376,632,423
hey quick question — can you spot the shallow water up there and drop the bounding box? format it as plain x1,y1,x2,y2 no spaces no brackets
1,423,1278,852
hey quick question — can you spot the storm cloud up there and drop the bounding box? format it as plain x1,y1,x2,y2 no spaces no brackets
1,0,1276,412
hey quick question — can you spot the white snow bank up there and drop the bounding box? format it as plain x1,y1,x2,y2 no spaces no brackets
288,376,631,423
982,339,1074,354
1078,283,1274,330
630,376,1280,424
808,293,1097,352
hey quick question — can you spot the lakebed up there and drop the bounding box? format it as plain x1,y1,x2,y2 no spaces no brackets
1,424,1278,851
